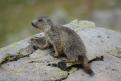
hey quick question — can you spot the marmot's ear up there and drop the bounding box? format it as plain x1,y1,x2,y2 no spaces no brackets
47,18,53,26
40,16,49,20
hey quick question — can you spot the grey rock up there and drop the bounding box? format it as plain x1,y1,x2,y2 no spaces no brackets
0,20,121,81
63,55,121,81
77,27,121,60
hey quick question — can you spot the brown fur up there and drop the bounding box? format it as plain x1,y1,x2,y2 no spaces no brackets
31,16,94,75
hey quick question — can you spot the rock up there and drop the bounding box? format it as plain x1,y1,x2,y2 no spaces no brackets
0,20,121,81
64,19,96,31
0,57,68,81
0,39,29,63
77,27,121,60
63,55,121,81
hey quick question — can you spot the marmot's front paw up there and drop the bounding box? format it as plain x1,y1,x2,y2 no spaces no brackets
30,38,39,46
30,36,41,43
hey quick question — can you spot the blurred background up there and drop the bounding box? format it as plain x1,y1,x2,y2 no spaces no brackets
0,0,121,48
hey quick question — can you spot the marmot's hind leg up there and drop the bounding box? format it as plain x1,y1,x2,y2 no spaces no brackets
52,42,63,58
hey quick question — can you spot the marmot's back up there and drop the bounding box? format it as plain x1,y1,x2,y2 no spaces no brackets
60,26,86,60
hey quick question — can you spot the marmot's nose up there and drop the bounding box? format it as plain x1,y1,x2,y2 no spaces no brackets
31,22,34,26
32,22,37,28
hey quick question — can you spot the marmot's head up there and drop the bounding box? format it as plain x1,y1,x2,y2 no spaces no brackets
32,16,53,31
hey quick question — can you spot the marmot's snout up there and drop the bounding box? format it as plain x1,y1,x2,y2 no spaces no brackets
32,22,36,27
32,22,37,28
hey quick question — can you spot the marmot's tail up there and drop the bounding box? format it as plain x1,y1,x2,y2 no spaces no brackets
84,65,94,76
78,55,94,76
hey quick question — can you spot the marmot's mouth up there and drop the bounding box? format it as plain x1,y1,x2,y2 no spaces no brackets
32,23,38,28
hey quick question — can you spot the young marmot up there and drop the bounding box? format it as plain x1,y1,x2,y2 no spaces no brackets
31,16,94,75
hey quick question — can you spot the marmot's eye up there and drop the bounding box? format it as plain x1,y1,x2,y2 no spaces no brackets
38,19,43,22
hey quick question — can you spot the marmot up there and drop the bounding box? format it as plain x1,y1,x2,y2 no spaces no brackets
31,16,94,75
